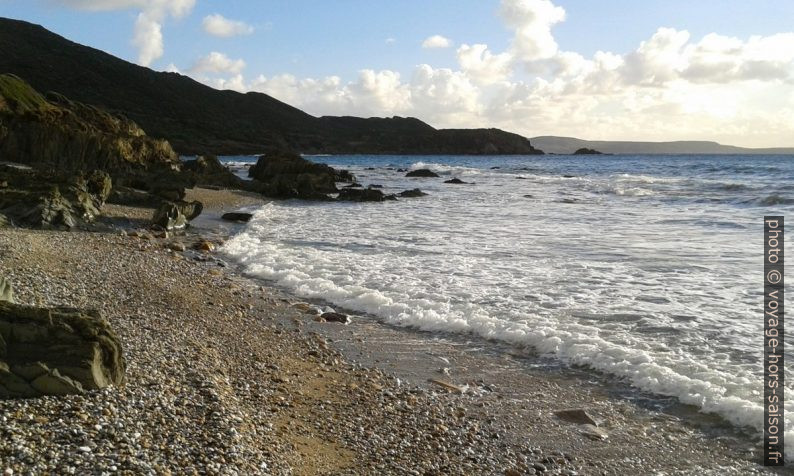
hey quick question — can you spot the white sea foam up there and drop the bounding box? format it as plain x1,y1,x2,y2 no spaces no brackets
222,157,794,456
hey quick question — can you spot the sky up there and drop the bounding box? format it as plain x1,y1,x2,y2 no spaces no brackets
1,1,794,147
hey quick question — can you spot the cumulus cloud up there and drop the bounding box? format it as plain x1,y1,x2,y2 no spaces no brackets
422,35,453,49
53,0,195,66
202,14,254,37
189,52,246,74
187,0,794,147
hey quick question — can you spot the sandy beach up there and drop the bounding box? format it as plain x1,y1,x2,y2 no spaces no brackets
0,187,782,475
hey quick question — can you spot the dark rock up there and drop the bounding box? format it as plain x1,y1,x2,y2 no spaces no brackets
444,178,467,184
182,155,245,189
248,151,355,199
152,202,187,231
573,148,603,155
516,176,527,180
490,166,501,169
107,186,161,207
554,409,599,426
523,194,534,198
320,312,350,324
397,168,407,172
175,200,203,221
0,278,13,303
0,301,126,398
398,189,428,198
221,212,253,223
406,169,440,178
337,188,396,202
562,175,575,178
342,183,362,188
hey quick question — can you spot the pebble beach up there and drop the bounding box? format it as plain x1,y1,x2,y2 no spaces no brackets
0,189,784,475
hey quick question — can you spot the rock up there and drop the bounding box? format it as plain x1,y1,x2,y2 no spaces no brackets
444,178,467,184
195,240,215,252
368,184,383,189
0,212,10,228
0,301,126,398
398,189,428,198
166,242,186,252
336,188,396,202
152,202,187,231
181,155,245,189
406,169,440,178
248,151,355,199
554,409,599,426
579,424,608,440
176,200,203,220
573,148,603,155
516,176,527,180
523,194,534,198
342,183,362,188
320,312,350,323
221,212,253,223
0,278,13,303
562,175,576,178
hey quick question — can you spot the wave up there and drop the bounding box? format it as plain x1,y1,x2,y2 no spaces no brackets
409,161,482,176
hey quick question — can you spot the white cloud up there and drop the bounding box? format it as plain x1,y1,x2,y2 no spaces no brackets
457,44,513,84
422,35,453,49
385,38,396,45
500,0,565,61
53,0,195,66
202,13,254,37
190,52,246,75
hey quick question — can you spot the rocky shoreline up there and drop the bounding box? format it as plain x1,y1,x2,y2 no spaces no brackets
0,192,782,475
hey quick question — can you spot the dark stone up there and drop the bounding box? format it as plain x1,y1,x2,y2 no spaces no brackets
182,155,245,189
398,189,428,198
221,212,253,223
176,200,203,220
444,178,467,184
516,176,527,180
320,312,350,324
337,188,396,202
248,151,355,200
406,169,440,178
490,166,501,169
152,202,187,230
562,175,575,178
0,301,126,398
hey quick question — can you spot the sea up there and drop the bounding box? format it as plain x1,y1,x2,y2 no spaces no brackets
217,153,794,453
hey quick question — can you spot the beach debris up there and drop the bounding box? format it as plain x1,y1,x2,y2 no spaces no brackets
579,424,609,440
428,378,465,394
406,169,440,178
554,408,599,426
320,312,350,324
221,212,253,223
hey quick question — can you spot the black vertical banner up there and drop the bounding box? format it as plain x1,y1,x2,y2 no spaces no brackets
765,216,784,466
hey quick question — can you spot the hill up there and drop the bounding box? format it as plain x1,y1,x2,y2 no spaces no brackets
530,136,794,155
0,17,541,156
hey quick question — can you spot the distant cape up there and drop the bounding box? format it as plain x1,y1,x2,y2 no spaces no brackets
530,136,794,155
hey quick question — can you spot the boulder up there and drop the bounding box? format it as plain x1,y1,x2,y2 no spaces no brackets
320,312,350,324
337,188,397,202
0,278,13,303
398,189,428,198
406,169,440,178
221,212,254,223
444,178,467,184
152,202,187,231
182,155,245,189
175,200,203,221
248,151,355,199
0,301,126,398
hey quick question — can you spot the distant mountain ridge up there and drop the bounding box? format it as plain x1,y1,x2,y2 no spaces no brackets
0,17,541,156
531,136,794,155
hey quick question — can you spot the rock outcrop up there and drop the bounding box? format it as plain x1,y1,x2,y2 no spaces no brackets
444,178,467,184
0,301,126,398
573,148,603,155
152,202,188,231
398,189,428,198
0,164,112,229
248,151,356,199
182,155,246,189
406,169,440,178
336,188,396,202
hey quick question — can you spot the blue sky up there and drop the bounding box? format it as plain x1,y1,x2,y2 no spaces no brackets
1,1,794,146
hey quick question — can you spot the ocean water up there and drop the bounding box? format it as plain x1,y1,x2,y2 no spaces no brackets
220,154,793,451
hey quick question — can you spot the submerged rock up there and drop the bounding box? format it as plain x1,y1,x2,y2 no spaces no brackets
336,188,396,202
573,148,603,155
444,178,467,184
0,301,126,398
398,188,428,198
406,169,440,178
221,212,253,223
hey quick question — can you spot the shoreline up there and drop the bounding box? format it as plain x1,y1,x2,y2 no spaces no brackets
0,187,786,474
